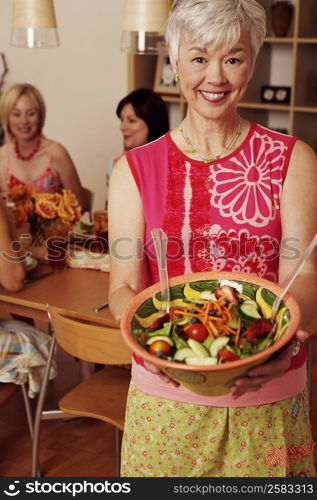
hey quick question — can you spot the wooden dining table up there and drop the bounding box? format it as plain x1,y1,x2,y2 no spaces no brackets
0,262,118,327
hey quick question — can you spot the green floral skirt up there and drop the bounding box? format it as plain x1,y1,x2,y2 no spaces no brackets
121,382,315,477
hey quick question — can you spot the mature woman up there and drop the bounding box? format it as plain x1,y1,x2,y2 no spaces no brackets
106,88,169,196
109,0,317,477
116,88,169,150
0,83,88,212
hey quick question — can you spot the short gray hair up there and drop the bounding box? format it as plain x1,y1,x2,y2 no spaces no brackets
165,0,266,71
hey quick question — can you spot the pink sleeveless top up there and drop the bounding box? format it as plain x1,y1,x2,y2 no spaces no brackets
4,143,63,193
126,122,307,407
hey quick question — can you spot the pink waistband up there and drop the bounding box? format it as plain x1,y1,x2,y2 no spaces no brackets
131,358,307,407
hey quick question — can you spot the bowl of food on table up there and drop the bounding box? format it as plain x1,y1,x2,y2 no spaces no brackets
120,271,300,396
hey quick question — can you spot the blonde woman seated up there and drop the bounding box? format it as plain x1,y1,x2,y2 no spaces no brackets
0,83,89,212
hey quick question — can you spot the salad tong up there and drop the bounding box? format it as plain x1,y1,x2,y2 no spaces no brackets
151,228,170,313
269,231,317,337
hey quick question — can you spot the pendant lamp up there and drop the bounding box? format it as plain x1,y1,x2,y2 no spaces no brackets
121,0,169,55
11,0,59,48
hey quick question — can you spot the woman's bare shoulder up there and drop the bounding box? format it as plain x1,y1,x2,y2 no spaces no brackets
111,154,130,178
44,138,69,159
288,139,317,178
0,144,8,168
292,139,316,160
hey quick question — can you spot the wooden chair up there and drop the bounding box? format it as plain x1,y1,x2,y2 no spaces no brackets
32,306,131,477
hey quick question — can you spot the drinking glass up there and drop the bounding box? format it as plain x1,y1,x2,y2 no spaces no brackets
44,220,69,270
92,210,108,253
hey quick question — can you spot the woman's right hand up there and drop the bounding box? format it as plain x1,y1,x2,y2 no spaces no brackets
143,360,180,387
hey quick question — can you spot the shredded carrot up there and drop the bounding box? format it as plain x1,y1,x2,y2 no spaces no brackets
222,324,238,335
203,301,212,324
206,315,225,323
234,318,241,346
207,320,219,337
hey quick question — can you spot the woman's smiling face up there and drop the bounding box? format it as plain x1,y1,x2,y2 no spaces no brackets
9,94,41,142
119,103,149,150
177,30,252,121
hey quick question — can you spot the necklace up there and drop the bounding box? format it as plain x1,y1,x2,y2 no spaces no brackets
14,137,42,161
179,118,242,163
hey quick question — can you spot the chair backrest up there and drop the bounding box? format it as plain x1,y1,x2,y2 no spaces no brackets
47,307,131,365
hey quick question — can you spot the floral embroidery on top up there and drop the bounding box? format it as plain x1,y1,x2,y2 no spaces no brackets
193,224,280,282
207,132,288,227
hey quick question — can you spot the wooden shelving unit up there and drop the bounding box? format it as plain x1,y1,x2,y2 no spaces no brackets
128,0,317,151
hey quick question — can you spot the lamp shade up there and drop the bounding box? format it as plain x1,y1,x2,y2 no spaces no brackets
121,0,169,55
11,0,59,48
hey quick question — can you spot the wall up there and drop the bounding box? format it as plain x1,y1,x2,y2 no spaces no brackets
0,0,127,211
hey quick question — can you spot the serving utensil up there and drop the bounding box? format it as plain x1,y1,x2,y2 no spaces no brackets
151,228,170,313
93,301,108,312
269,231,317,336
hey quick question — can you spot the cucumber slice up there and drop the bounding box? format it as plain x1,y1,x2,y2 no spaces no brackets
185,356,218,366
146,335,174,346
200,291,216,300
240,302,261,319
187,338,209,358
174,317,189,326
202,335,213,350
242,300,259,308
173,347,196,361
209,336,229,357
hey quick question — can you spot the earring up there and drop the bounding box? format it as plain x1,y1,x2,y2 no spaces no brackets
174,73,180,82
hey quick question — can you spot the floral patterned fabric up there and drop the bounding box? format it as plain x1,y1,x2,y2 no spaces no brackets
121,383,315,477
3,142,63,193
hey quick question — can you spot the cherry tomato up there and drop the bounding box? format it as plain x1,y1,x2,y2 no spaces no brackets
185,323,208,342
149,340,172,356
219,349,240,362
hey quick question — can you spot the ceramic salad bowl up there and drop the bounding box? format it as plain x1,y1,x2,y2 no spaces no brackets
120,271,301,396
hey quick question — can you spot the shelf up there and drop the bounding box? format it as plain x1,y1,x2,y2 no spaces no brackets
264,37,294,43
294,106,317,113
296,38,317,44
264,38,317,44
238,102,291,112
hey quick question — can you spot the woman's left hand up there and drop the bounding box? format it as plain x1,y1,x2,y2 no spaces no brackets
230,329,309,399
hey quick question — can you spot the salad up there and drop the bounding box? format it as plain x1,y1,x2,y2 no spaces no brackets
79,221,95,235
132,280,290,366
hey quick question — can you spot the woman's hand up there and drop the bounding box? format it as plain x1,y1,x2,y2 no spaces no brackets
143,360,180,387
229,329,309,399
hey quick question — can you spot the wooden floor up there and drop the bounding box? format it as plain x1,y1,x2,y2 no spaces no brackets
1,339,316,477
0,348,118,477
